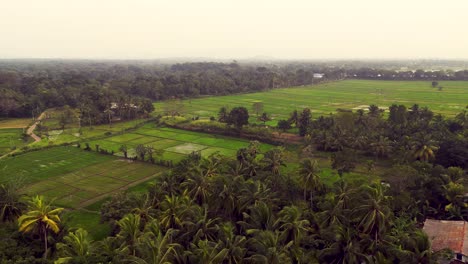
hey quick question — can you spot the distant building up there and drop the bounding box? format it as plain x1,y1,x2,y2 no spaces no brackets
423,219,468,263
313,73,325,79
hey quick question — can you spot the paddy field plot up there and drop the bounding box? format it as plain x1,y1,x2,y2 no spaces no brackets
153,80,468,124
0,128,31,155
84,125,273,163
0,146,166,208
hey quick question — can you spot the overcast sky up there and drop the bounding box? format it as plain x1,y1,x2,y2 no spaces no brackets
1,0,467,60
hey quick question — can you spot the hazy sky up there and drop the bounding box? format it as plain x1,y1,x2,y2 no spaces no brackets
1,0,467,59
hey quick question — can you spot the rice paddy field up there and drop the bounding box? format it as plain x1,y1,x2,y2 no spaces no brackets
0,118,31,155
0,146,166,208
153,80,468,122
83,125,273,163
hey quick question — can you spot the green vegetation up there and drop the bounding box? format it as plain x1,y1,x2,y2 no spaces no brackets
1,60,467,263
155,80,468,124
0,147,166,208
0,128,30,155
82,125,273,164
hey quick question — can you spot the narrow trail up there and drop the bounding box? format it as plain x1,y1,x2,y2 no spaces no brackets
26,112,46,142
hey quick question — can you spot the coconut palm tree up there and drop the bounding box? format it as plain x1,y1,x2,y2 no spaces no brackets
132,193,157,225
298,159,323,208
18,195,64,259
261,147,286,176
410,134,439,161
217,222,248,263
159,191,196,230
188,239,229,264
370,136,393,158
117,214,142,256
56,228,94,263
238,201,275,235
319,226,368,264
352,184,392,244
130,221,181,264
0,181,25,222
181,206,220,243
239,180,276,212
274,205,310,246
181,168,212,205
246,230,292,264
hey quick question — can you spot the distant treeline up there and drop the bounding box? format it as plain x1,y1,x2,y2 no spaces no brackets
1,60,468,119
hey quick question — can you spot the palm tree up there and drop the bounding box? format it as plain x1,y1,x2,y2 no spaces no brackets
261,147,286,176
319,226,368,264
131,221,181,264
0,181,25,222
238,201,275,234
352,184,391,244
188,239,229,264
117,214,142,256
274,205,310,246
56,228,94,263
132,193,157,225
370,136,393,158
18,195,64,259
181,168,212,205
298,159,323,208
410,134,438,161
217,222,248,263
246,230,292,264
239,180,277,212
181,206,220,243
159,192,195,230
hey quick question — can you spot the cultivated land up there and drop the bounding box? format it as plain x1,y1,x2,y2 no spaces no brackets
153,80,468,123
82,125,273,164
0,146,166,209
0,118,31,155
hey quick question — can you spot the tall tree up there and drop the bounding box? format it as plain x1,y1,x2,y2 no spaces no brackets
227,106,249,130
298,159,323,208
18,195,64,259
298,108,312,136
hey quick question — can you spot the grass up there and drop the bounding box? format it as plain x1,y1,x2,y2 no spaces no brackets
0,118,31,129
0,128,31,155
62,210,111,240
82,125,274,164
0,146,167,209
153,80,468,125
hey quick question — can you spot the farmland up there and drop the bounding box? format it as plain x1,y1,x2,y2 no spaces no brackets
153,80,468,123
0,118,31,155
0,146,166,208
82,125,273,164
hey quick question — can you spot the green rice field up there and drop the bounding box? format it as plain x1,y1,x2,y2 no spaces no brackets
83,125,273,163
0,146,166,208
153,80,468,123
0,128,30,155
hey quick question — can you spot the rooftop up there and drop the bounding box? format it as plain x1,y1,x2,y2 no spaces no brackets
423,219,468,255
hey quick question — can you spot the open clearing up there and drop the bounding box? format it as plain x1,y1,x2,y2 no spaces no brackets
153,80,468,123
83,125,273,163
0,146,166,208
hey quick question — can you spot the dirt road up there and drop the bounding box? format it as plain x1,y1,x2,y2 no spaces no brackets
26,112,46,142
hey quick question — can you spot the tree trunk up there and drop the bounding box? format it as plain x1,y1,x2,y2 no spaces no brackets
310,190,314,209
43,225,48,259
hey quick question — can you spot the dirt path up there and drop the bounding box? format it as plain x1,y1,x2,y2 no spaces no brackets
26,112,46,142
